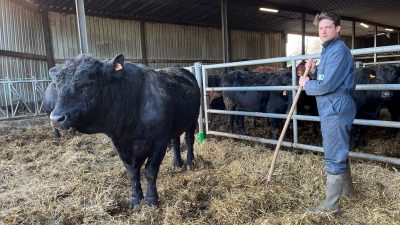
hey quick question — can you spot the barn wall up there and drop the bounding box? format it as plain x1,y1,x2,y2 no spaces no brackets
0,0,47,80
1,4,288,77
0,0,48,108
0,1,288,111
49,12,285,72
230,30,285,70
0,0,45,56
49,12,143,62
49,12,80,61
145,22,222,64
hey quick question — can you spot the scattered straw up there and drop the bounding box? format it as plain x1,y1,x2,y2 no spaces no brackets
0,118,399,224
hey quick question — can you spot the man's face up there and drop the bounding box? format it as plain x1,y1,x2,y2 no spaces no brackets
318,19,340,43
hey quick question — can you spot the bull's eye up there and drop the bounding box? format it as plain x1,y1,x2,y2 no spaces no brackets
76,81,94,92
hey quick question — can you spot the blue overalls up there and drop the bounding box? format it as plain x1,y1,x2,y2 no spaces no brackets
304,37,356,175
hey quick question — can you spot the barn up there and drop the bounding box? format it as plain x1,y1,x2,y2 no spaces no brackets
1,0,400,224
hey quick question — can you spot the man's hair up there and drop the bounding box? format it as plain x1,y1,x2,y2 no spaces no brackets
313,11,341,27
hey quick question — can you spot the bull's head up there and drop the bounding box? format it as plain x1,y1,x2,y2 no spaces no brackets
50,54,125,132
374,66,394,100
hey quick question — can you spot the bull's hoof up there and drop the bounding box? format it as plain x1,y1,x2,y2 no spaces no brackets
172,161,183,170
53,133,61,140
186,162,195,171
130,204,141,211
69,129,77,136
172,165,182,170
130,197,143,209
144,197,159,206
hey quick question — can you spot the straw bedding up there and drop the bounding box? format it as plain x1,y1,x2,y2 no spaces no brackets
0,116,399,224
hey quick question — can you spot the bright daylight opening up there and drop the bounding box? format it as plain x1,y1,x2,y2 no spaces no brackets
286,34,322,67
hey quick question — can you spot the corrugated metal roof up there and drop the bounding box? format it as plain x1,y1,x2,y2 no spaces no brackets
21,0,400,37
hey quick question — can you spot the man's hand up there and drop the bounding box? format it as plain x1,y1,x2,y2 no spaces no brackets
299,76,310,87
305,58,316,74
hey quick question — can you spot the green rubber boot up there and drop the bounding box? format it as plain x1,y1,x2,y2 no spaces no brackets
306,174,345,214
341,164,353,197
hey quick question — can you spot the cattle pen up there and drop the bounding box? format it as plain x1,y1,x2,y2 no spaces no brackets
2,45,400,167
199,44,400,166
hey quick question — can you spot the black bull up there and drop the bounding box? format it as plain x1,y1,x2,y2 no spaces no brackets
350,67,396,148
221,70,292,138
49,54,200,208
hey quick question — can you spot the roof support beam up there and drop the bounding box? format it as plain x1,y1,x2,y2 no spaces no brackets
139,20,148,65
374,25,377,62
221,0,230,63
75,0,89,54
351,21,356,49
41,9,55,69
301,13,306,55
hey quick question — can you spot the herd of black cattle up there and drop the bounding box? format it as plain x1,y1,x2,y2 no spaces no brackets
207,63,400,149
41,54,399,208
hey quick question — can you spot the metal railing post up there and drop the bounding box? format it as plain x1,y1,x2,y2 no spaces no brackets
194,62,205,144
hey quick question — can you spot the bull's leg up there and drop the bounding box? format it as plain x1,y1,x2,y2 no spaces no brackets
388,99,400,121
123,159,145,208
171,137,183,169
349,126,356,150
358,125,367,147
252,117,257,128
224,97,235,133
144,141,168,206
312,122,320,135
69,128,77,136
270,118,281,139
226,114,234,133
388,104,400,136
53,127,61,140
235,115,245,135
184,123,196,170
112,140,146,208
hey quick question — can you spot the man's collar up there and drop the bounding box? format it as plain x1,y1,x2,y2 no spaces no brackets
322,36,340,48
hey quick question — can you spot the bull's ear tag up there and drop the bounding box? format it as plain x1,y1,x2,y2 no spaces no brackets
283,90,287,96
369,74,376,79
112,54,124,71
115,63,123,71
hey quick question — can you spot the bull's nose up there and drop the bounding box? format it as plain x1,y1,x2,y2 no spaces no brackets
381,90,393,99
50,112,66,124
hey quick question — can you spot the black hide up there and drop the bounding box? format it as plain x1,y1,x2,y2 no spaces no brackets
50,54,200,208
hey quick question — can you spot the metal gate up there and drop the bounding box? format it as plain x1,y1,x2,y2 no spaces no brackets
197,45,400,165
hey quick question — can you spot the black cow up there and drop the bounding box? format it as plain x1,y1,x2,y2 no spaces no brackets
207,74,225,110
43,68,76,139
377,65,400,122
350,67,395,148
49,54,200,208
221,70,292,138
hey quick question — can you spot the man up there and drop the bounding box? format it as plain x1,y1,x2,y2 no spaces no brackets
299,11,356,214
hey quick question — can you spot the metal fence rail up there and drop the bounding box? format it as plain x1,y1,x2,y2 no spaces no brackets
0,78,50,119
201,44,400,165
363,60,400,67
1,45,400,166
